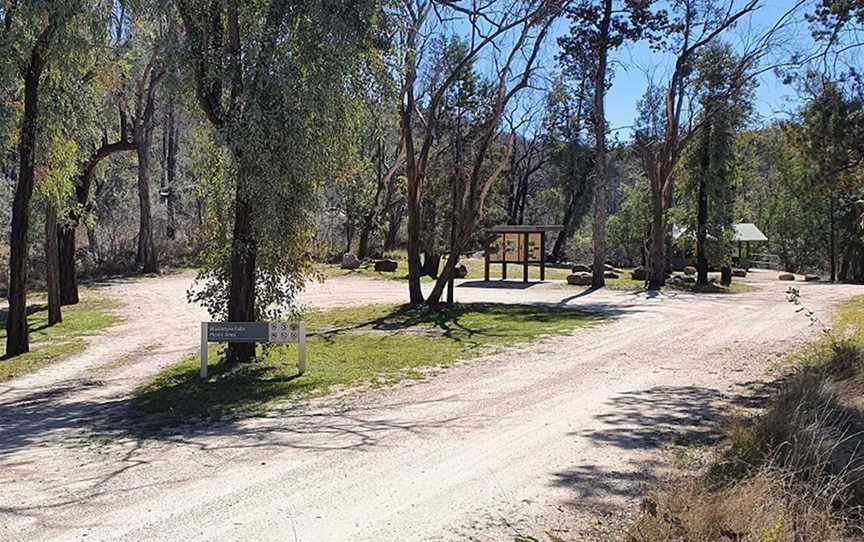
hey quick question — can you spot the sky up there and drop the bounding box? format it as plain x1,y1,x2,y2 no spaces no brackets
540,1,822,139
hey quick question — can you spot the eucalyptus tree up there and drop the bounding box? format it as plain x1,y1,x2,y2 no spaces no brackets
58,2,140,305
683,42,752,286
785,79,864,281
558,0,662,287
0,1,113,355
543,77,594,261
177,0,381,364
633,0,766,289
398,0,561,304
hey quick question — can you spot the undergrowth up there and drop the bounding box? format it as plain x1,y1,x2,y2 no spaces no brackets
628,291,864,542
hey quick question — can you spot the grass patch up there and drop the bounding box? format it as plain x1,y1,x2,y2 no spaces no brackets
667,279,755,295
134,303,602,423
627,294,864,541
0,295,119,382
319,256,646,291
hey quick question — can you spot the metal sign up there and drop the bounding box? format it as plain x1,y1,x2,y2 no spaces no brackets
207,322,269,343
200,321,306,378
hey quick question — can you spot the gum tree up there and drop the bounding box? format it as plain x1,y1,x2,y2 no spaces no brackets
177,0,381,364
398,0,561,304
559,0,662,287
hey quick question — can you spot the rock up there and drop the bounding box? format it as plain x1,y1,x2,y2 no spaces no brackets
341,253,361,270
682,275,696,284
631,266,647,281
778,273,795,281
77,249,99,275
804,274,821,282
374,259,398,272
603,270,619,279
567,272,593,286
732,268,747,278
453,263,468,279
571,263,591,273
683,266,697,276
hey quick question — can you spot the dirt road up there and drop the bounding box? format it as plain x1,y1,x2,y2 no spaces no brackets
0,270,860,541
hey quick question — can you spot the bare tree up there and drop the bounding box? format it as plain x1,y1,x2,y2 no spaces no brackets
634,0,769,289
398,0,561,304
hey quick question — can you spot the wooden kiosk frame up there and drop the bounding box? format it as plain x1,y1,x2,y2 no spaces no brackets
484,225,564,282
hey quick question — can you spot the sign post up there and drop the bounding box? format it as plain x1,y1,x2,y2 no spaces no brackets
200,321,307,378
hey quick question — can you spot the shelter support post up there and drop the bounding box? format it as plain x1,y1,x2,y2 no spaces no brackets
484,243,490,281
540,232,546,281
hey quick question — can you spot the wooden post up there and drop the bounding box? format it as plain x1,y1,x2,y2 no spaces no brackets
523,232,529,283
200,322,208,379
297,322,306,375
502,234,507,280
540,232,546,281
484,241,490,281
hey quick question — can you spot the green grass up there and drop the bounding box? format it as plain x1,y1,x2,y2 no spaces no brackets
0,295,120,382
668,279,755,295
834,294,864,345
133,302,603,423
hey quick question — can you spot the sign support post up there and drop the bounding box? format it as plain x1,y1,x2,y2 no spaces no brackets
201,322,209,378
298,323,306,375
199,321,306,379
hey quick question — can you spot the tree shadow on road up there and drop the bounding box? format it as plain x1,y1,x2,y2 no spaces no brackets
550,381,781,509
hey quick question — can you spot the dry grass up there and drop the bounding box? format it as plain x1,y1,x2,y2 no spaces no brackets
628,328,864,541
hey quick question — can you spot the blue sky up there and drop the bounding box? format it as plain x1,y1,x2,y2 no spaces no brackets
545,1,816,138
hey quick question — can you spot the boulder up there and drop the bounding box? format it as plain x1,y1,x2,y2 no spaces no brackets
453,263,468,279
732,268,747,278
683,266,697,276
341,253,361,270
631,266,647,281
682,275,696,284
571,263,591,273
77,249,99,275
804,274,821,282
374,259,398,272
567,272,593,286
603,270,620,279
778,273,795,281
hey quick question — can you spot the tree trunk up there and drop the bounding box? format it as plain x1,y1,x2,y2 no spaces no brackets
358,139,386,259
551,194,576,262
406,173,424,303
59,115,135,305
45,204,62,325
164,103,178,240
87,225,99,262
829,194,836,282
225,192,257,364
421,251,440,279
7,24,54,357
344,221,354,255
58,228,79,306
696,172,709,286
647,189,666,289
696,125,711,287
428,246,460,305
384,211,401,251
590,0,612,289
136,123,158,273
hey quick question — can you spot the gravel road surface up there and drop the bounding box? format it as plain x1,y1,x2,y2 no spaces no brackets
0,270,860,541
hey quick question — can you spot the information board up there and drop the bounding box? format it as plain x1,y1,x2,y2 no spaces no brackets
201,321,306,378
207,322,269,343
490,232,543,263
